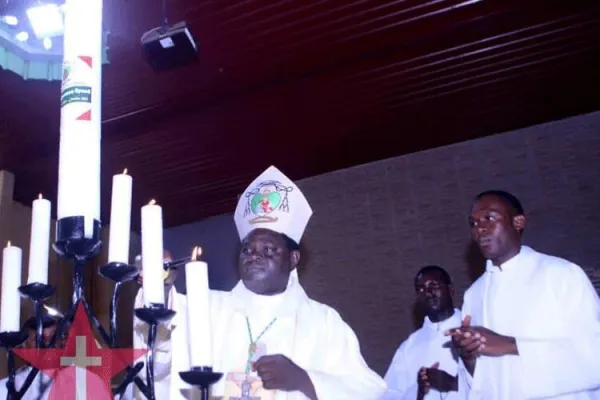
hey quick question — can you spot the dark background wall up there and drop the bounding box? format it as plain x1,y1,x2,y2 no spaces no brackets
164,111,600,375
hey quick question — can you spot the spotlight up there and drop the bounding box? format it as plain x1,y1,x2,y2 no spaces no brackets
26,3,64,38
1,15,19,26
15,31,28,41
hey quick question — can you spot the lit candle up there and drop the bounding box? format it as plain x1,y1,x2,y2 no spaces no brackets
27,194,51,285
56,0,103,239
108,169,133,264
1,241,22,332
141,199,164,306
185,246,212,367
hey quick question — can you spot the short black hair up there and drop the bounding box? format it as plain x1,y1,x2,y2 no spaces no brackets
474,190,524,216
414,265,452,287
23,315,59,331
281,233,300,251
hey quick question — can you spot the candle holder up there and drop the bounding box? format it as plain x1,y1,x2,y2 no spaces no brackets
133,304,176,400
18,283,56,349
0,331,29,400
179,366,223,400
9,216,171,400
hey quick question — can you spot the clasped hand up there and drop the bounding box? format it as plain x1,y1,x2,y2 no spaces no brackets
418,362,457,395
444,315,518,358
252,354,317,399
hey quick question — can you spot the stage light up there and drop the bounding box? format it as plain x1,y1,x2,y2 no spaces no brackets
15,31,28,41
1,16,19,26
26,3,64,38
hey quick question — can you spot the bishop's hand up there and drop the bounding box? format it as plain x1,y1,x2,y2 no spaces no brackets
253,354,317,400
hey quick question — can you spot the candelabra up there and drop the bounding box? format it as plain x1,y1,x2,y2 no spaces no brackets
0,216,221,400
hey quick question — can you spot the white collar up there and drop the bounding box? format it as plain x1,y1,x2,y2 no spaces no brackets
230,269,308,319
423,309,461,331
485,245,533,273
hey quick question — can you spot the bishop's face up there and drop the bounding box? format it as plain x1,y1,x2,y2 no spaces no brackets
239,228,299,295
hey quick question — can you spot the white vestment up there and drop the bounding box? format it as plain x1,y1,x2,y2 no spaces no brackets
127,271,386,399
0,366,52,400
128,288,177,400
456,246,600,400
382,309,461,400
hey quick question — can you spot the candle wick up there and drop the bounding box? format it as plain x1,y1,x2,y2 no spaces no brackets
6,241,11,247
123,168,128,175
149,199,156,206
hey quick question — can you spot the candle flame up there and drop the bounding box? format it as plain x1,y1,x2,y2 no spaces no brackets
38,193,43,199
122,168,128,175
191,246,202,261
149,199,156,206
6,241,10,247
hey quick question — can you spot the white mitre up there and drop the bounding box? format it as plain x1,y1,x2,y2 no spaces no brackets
234,165,313,244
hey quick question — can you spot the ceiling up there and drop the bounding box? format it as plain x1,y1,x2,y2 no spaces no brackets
1,0,599,230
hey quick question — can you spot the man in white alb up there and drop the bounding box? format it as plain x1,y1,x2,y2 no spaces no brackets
0,315,57,399
383,266,461,400
130,165,387,400
447,190,600,400
128,249,179,400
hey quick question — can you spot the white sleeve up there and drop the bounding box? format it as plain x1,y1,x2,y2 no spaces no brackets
379,341,419,400
305,309,387,400
456,289,474,396
516,264,600,398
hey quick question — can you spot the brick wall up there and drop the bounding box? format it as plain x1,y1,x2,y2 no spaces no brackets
165,111,600,375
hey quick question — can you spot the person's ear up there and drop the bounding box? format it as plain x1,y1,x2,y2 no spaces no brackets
290,250,300,270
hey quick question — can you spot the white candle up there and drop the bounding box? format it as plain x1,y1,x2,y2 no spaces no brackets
1,242,22,332
185,247,213,367
141,200,164,306
27,194,51,284
56,0,103,238
108,169,133,264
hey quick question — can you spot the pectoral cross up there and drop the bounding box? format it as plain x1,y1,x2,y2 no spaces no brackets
229,379,261,400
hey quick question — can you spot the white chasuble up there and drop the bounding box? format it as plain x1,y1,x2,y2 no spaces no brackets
131,271,386,400
456,246,600,400
382,309,461,400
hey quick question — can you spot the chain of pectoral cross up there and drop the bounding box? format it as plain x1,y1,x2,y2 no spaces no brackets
244,316,277,374
231,316,277,400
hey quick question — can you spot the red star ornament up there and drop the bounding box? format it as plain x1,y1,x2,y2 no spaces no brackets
15,302,147,400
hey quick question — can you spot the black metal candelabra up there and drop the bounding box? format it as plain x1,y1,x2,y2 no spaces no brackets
179,367,223,400
0,215,222,400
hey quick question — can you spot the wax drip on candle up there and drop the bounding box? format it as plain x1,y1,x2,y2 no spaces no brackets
148,199,156,206
122,168,128,175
